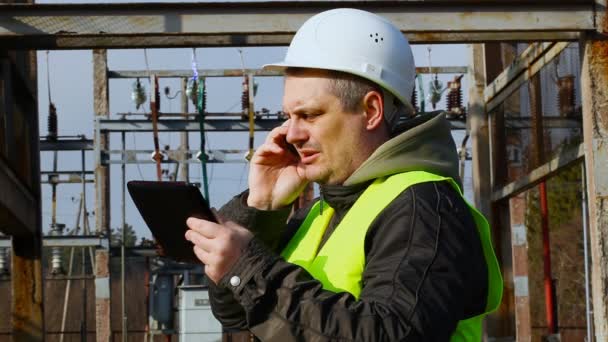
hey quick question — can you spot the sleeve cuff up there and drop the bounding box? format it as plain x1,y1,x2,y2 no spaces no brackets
219,238,279,306
220,191,292,251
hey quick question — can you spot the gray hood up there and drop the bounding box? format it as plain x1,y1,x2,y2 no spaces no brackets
343,112,461,187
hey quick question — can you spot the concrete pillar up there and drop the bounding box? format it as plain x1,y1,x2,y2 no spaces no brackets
11,236,44,341
469,44,492,218
2,47,45,342
93,49,112,342
581,34,608,341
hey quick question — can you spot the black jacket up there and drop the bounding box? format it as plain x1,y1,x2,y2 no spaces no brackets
209,113,489,341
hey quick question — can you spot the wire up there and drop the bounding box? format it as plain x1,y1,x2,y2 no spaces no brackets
222,100,241,113
237,162,248,191
46,51,52,105
143,49,151,78
237,48,246,72
143,49,152,116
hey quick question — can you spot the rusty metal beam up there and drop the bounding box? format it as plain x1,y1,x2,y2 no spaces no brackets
486,42,571,113
581,28,608,341
0,32,584,50
491,143,584,202
97,117,467,132
484,43,554,105
104,148,252,164
0,236,109,248
108,66,469,79
39,137,93,151
98,118,283,132
0,2,594,49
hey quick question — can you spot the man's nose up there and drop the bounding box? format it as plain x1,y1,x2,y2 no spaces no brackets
285,119,308,145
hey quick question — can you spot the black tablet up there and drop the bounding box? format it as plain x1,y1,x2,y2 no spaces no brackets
127,181,216,262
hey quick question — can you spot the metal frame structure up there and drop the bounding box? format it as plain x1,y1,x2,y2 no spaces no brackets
0,236,108,249
1,1,608,341
0,1,594,48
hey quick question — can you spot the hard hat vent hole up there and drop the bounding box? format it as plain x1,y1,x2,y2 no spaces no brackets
370,33,384,44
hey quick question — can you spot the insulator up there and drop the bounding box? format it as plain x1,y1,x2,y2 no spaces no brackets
241,76,250,119
557,75,576,117
446,81,455,111
50,223,65,275
446,75,465,118
456,85,464,115
428,75,443,110
153,77,161,112
186,78,198,106
131,78,147,110
411,86,418,113
47,102,58,139
253,80,259,97
0,247,8,276
199,79,207,113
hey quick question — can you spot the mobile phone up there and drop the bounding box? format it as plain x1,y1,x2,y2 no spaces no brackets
282,135,299,159
127,181,216,262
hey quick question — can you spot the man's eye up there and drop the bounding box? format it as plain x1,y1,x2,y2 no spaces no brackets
302,113,320,120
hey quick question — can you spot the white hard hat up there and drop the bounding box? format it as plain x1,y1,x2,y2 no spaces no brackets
264,8,416,115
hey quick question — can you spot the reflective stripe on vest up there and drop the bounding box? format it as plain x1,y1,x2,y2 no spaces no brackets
280,171,503,341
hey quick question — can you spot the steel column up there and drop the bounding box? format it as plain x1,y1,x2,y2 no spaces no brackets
529,73,558,335
179,77,189,182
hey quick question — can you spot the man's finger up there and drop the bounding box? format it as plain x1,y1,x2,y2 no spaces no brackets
193,245,215,265
255,142,284,157
185,229,216,253
186,217,221,238
265,124,289,144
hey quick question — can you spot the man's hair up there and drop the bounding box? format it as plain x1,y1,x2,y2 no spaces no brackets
285,67,382,113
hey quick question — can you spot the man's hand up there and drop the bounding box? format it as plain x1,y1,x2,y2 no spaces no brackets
185,216,254,284
247,121,309,210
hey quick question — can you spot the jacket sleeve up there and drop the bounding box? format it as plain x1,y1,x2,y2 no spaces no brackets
215,182,488,341
207,191,297,330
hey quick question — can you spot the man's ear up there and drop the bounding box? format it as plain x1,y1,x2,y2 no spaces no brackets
362,90,384,131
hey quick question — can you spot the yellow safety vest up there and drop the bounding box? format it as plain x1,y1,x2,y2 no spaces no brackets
281,171,503,341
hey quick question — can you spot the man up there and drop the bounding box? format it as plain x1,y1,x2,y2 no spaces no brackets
185,8,502,341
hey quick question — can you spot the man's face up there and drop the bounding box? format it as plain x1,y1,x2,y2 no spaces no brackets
282,71,371,185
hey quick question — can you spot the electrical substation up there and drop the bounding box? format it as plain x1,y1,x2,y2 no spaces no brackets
1,1,608,341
